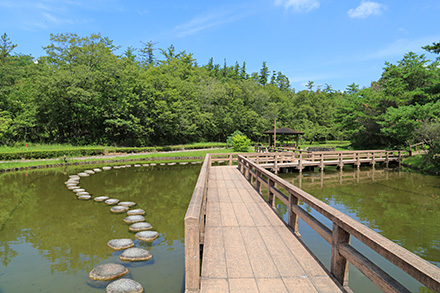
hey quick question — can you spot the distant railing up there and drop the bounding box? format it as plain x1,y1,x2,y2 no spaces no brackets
409,141,430,156
237,155,440,292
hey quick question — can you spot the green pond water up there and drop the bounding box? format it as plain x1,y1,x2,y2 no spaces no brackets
277,166,440,293
0,164,439,292
0,164,201,292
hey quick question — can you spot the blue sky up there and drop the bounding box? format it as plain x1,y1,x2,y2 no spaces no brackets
1,0,439,91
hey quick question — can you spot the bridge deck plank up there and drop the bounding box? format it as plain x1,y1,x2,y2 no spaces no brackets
201,166,344,292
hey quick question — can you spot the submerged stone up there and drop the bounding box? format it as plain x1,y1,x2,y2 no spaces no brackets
135,231,159,242
105,199,119,205
103,166,112,170
128,222,152,232
106,278,143,293
123,215,144,224
118,201,136,207
94,196,110,202
111,206,129,213
89,263,128,281
127,209,145,216
107,239,134,250
120,248,152,262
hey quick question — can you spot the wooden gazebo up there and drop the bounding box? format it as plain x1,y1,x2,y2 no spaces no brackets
264,127,304,148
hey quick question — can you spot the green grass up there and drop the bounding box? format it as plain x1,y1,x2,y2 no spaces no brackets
402,155,438,174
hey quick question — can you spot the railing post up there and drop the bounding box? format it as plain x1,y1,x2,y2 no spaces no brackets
268,178,275,207
299,152,303,173
320,153,324,171
288,192,300,237
185,218,200,291
228,154,232,166
274,154,278,174
331,223,350,288
371,151,375,166
398,151,402,167
256,170,262,193
385,151,389,168
356,152,360,169
338,153,343,169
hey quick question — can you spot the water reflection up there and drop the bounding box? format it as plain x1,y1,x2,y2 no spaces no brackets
0,165,200,292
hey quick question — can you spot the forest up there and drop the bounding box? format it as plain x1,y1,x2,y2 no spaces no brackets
0,33,439,153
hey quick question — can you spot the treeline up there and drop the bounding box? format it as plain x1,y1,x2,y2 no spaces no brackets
0,33,439,150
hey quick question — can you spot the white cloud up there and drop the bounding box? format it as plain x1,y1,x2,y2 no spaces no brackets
274,0,320,13
348,1,385,19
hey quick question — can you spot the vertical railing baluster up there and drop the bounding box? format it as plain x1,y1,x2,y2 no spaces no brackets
331,223,350,288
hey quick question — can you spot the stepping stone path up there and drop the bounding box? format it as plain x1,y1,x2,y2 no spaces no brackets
105,199,120,205
120,248,152,262
66,165,160,290
124,215,145,224
107,239,134,250
89,263,129,281
106,278,143,293
94,196,110,202
111,206,129,213
78,195,91,200
118,201,136,207
127,209,145,216
135,231,159,242
129,222,152,232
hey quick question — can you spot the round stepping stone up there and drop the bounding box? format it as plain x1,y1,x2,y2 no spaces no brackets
124,215,145,224
73,188,85,193
66,182,78,186
135,231,159,242
120,248,152,262
160,163,165,166
125,165,131,168
94,196,110,202
77,191,90,196
107,239,134,250
78,195,91,200
118,201,136,207
89,263,128,281
142,164,149,167
69,175,80,179
111,206,129,213
120,165,126,168
129,222,152,232
134,164,141,167
78,172,89,177
103,166,112,170
127,209,145,216
105,199,119,205
67,185,79,190
93,168,102,172
150,163,156,166
106,278,143,293
114,166,121,169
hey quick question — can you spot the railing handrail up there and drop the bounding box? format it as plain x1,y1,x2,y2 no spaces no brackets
184,154,211,292
237,155,440,292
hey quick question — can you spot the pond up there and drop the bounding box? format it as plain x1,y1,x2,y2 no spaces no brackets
0,164,201,292
0,164,439,292
277,166,440,293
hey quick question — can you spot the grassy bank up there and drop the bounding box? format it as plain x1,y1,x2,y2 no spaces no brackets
402,155,439,175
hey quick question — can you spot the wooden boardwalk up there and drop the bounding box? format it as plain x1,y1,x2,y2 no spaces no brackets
201,166,344,292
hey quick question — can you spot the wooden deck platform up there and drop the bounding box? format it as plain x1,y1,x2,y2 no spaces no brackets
201,166,344,292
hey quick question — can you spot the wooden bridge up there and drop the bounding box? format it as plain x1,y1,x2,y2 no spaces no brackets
184,152,440,292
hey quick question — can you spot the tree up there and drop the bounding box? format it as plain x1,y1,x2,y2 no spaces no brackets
422,41,440,55
259,61,269,86
0,33,17,64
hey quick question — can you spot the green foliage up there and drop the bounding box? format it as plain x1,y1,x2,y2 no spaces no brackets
228,131,251,152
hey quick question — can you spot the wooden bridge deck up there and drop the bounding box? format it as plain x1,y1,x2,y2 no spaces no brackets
201,165,344,292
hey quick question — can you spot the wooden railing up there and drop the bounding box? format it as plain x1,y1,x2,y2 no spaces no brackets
409,141,430,156
237,155,440,292
184,154,211,292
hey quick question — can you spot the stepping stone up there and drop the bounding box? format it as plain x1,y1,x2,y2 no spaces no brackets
69,175,80,179
93,168,102,172
160,163,165,166
180,162,188,165
150,163,156,166
85,170,95,174
78,195,91,200
111,206,129,213
114,166,121,169
106,278,143,293
191,162,197,164
127,209,145,216
89,263,128,281
118,201,136,207
134,164,141,167
135,231,159,242
107,239,134,250
124,215,145,224
73,188,85,193
77,191,90,196
78,172,89,177
142,164,149,167
129,222,152,232
120,248,152,262
105,199,119,205
125,165,131,168
67,185,79,190
103,166,112,170
66,182,78,186
94,196,110,202
168,163,176,166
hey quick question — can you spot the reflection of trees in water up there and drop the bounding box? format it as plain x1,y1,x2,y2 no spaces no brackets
0,165,200,274
280,168,440,265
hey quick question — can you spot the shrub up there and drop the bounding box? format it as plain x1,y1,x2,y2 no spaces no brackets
230,133,251,152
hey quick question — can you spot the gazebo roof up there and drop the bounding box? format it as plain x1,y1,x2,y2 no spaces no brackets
263,127,304,135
